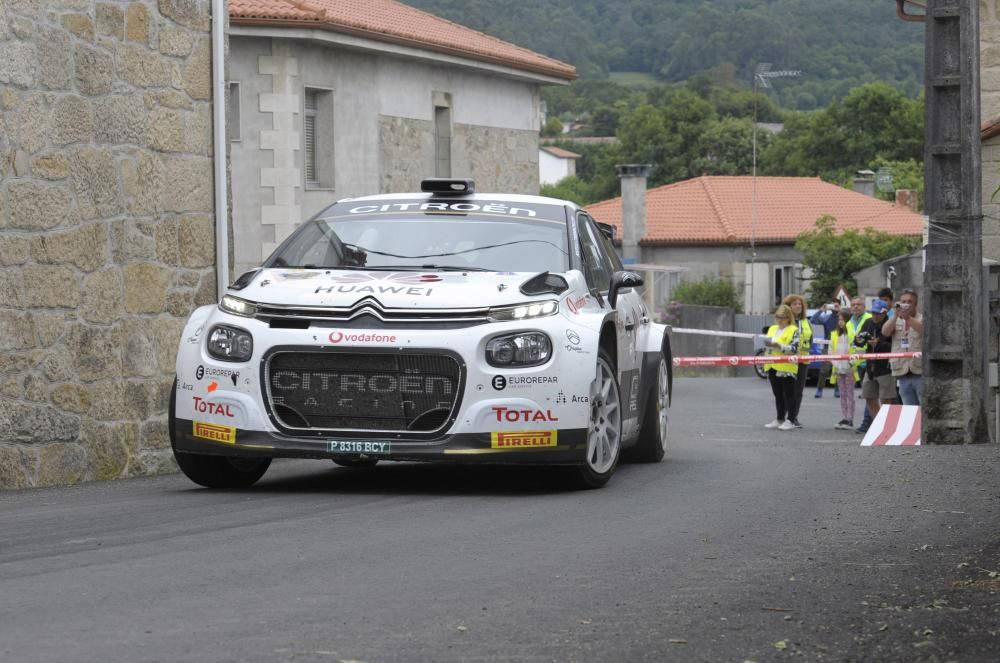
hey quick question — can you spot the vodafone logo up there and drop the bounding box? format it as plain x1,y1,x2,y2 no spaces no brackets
328,331,398,344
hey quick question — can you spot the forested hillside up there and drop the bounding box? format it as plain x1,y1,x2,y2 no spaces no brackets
406,0,923,109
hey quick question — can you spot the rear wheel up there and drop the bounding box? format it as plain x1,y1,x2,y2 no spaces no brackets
169,377,271,489
571,348,622,489
626,355,670,463
754,348,767,379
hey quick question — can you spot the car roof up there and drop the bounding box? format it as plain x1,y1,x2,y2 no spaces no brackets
336,191,581,210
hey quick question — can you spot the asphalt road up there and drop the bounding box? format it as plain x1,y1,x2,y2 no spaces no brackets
2,377,998,663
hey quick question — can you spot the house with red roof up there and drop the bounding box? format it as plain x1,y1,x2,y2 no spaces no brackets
227,0,576,274
586,175,925,315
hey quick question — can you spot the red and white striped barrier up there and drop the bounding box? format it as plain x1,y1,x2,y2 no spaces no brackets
672,351,920,367
861,405,921,446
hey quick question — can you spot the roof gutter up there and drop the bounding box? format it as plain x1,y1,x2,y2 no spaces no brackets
213,0,230,297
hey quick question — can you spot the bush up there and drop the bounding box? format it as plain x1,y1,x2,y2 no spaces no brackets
671,277,742,312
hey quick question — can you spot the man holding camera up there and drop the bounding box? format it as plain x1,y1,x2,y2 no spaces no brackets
811,301,840,398
882,288,923,405
855,300,896,432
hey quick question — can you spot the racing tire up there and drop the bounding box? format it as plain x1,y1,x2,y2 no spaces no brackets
571,347,623,489
754,348,767,379
169,377,271,489
333,458,379,468
625,355,670,463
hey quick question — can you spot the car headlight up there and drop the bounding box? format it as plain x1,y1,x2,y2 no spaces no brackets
486,333,551,368
207,325,253,362
488,300,558,322
219,294,258,317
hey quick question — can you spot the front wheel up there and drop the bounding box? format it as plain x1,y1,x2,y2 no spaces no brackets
571,347,622,489
626,355,670,463
169,376,271,489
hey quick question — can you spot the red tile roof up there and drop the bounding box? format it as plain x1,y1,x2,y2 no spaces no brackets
230,0,577,80
585,176,924,245
540,146,581,159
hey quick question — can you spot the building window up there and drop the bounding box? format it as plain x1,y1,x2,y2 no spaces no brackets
228,82,241,142
774,265,795,306
434,105,451,178
303,87,334,189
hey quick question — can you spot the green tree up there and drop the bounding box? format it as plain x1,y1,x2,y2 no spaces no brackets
541,116,564,137
795,215,922,306
671,277,742,312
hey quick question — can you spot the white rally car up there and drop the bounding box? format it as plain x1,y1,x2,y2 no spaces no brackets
169,179,672,489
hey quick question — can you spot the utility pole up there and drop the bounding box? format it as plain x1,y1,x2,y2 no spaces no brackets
919,0,991,443
749,64,800,314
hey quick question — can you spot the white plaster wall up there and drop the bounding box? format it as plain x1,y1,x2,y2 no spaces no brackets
539,150,572,185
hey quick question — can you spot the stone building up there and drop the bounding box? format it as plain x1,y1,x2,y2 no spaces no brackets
227,0,576,274
0,0,220,488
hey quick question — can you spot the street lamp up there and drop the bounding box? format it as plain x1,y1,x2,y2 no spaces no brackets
749,63,800,314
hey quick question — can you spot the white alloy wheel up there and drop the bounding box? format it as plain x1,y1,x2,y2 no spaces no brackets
586,352,622,475
654,357,670,453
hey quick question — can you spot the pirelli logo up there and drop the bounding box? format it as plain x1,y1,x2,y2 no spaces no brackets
193,421,236,444
490,430,557,449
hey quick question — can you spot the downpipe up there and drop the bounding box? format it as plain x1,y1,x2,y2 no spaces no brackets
212,0,229,297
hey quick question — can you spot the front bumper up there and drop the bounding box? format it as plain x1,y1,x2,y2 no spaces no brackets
172,418,590,465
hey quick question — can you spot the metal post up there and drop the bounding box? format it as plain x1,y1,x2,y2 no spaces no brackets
922,0,990,443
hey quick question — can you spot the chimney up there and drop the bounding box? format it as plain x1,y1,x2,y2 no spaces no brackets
895,188,919,212
616,164,651,263
853,169,876,197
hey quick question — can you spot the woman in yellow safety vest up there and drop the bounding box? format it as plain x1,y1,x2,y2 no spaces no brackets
763,304,801,431
782,294,813,428
828,310,862,430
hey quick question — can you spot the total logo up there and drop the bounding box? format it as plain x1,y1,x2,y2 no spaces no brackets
328,331,398,344
491,406,559,423
192,396,234,417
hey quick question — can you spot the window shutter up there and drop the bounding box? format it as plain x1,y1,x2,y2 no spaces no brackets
304,114,316,184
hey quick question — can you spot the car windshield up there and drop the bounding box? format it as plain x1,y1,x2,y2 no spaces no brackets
267,211,570,273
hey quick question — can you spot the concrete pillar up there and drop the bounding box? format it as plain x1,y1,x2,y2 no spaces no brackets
616,164,651,264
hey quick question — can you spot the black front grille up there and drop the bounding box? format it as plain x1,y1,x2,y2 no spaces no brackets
265,351,462,433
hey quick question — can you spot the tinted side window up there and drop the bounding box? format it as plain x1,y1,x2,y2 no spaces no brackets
577,215,613,292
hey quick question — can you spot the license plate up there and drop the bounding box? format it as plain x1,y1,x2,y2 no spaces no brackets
328,440,392,454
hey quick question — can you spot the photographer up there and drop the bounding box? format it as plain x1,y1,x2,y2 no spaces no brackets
855,300,896,433
811,301,840,398
882,288,923,405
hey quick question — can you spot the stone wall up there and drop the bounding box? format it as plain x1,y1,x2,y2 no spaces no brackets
0,0,219,488
453,124,540,194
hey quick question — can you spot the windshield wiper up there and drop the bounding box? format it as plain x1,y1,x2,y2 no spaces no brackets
370,264,492,272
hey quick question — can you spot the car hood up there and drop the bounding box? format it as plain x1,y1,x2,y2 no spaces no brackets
233,269,567,309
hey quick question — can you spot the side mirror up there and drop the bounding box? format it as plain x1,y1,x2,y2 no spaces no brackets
596,222,615,241
608,270,643,309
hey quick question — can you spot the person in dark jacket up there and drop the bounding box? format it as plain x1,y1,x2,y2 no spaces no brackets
855,299,896,433
811,302,840,398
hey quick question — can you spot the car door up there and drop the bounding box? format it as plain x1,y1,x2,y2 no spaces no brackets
576,213,644,436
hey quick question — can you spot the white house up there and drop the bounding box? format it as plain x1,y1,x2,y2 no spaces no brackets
539,145,581,185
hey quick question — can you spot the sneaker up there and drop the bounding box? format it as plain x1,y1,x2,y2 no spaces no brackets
791,419,803,429
778,420,796,431
855,426,869,434
814,389,823,398
765,419,783,429
835,420,852,430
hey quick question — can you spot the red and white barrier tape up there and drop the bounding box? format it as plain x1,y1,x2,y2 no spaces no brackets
673,351,920,367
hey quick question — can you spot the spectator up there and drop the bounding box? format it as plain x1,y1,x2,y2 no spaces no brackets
883,288,923,405
878,287,895,318
763,304,801,431
811,301,840,398
830,310,861,429
855,300,896,433
782,294,813,429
